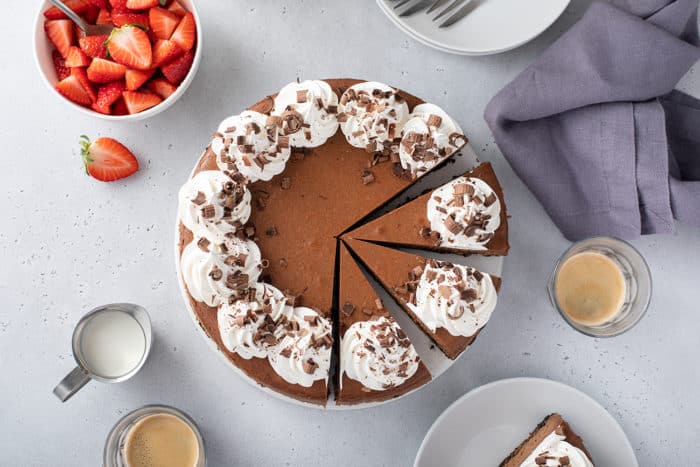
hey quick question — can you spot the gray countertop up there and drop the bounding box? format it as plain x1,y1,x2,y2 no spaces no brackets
2,1,699,465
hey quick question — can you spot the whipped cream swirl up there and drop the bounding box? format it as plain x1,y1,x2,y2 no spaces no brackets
272,80,339,148
520,431,594,467
180,236,262,307
178,170,252,244
340,317,420,391
218,283,292,360
268,307,333,387
212,111,291,182
404,260,497,337
426,176,501,251
399,103,467,179
337,81,409,154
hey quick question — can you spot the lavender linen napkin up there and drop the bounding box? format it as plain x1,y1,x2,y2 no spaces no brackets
484,0,700,240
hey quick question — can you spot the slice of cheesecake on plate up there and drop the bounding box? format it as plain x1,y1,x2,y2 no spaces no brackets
345,162,509,256
343,238,501,360
336,243,431,405
500,413,594,466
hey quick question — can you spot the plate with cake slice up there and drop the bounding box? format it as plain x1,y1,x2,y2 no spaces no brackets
414,377,637,467
175,78,509,408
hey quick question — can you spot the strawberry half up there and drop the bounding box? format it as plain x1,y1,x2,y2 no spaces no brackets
87,57,127,83
52,50,71,81
44,0,89,20
161,49,193,84
167,0,187,17
125,68,155,91
45,20,75,58
109,0,130,12
106,25,153,70
112,12,150,28
79,35,109,59
147,78,177,99
87,0,109,7
65,46,91,67
170,12,195,51
149,7,180,40
96,8,112,25
122,91,162,114
152,39,183,67
112,97,129,115
92,81,126,114
80,136,139,182
55,75,92,106
126,0,159,9
71,68,98,102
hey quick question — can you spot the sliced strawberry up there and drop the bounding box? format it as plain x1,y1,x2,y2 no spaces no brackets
45,20,75,58
170,12,195,51
149,7,180,40
96,8,112,25
106,25,152,70
152,39,183,67
87,57,127,83
87,0,109,7
122,90,162,114
125,68,155,91
71,68,97,102
161,49,193,84
52,50,71,81
44,0,89,20
112,12,149,28
109,0,130,12
126,0,159,9
147,77,177,100
80,136,139,182
112,97,130,115
83,4,100,23
79,35,108,59
92,81,126,114
65,46,91,67
55,75,92,106
167,0,187,17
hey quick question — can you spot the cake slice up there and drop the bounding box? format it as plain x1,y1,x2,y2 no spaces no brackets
345,162,509,256
500,413,594,466
336,243,431,405
343,238,501,359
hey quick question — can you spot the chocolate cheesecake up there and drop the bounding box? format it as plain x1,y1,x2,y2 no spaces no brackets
343,238,501,360
346,162,509,256
336,243,431,404
177,79,471,405
500,413,594,467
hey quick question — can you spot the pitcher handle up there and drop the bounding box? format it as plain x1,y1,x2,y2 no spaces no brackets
53,366,91,402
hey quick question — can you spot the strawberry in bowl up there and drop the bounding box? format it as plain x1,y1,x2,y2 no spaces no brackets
34,0,202,120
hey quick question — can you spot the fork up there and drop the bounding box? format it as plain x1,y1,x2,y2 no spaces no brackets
47,0,114,36
390,0,476,27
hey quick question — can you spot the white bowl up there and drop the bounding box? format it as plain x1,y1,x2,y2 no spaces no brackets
33,0,202,121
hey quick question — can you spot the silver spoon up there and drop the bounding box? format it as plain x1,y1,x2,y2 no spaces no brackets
47,0,114,36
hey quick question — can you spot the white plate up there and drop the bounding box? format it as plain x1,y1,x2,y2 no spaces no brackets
377,0,570,56
415,377,638,466
175,143,504,410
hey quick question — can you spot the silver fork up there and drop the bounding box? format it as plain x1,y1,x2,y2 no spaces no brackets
47,0,114,36
390,0,476,27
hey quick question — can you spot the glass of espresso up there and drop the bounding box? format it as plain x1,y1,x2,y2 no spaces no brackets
547,236,652,337
104,405,205,467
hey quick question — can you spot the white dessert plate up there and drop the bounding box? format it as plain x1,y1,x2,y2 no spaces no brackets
414,377,638,466
376,0,570,56
175,141,505,410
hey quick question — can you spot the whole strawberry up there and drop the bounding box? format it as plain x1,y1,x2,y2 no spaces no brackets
80,135,139,182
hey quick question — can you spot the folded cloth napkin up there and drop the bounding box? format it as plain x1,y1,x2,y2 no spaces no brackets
484,0,700,240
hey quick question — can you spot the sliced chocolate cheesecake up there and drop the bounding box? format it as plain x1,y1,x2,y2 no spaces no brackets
336,243,431,404
500,413,594,467
343,238,500,359
346,162,509,256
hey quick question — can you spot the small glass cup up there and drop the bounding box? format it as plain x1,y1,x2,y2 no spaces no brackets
547,236,652,337
104,405,206,467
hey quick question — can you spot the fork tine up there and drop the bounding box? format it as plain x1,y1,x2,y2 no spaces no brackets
393,0,415,9
399,0,431,16
426,0,448,13
439,0,477,27
432,0,468,20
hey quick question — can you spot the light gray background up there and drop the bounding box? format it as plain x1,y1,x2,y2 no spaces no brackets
2,1,699,465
